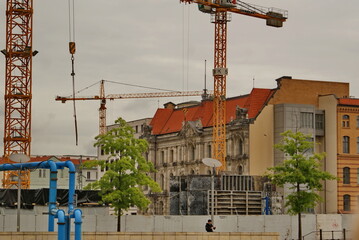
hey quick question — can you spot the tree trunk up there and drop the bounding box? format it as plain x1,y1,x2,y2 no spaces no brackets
117,214,121,232
297,183,302,240
298,212,302,240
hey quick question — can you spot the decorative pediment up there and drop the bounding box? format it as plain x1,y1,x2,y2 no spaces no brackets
178,120,203,139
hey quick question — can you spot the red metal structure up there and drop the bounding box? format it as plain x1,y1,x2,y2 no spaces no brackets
1,0,37,188
179,0,287,171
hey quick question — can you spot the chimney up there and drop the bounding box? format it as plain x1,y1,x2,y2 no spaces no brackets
163,102,176,109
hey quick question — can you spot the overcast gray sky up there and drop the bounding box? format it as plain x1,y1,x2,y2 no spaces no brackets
0,0,358,156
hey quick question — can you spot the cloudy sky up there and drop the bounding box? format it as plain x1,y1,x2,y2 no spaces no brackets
0,0,358,156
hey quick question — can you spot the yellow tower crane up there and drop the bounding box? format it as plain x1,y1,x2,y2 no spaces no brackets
56,80,213,135
179,0,287,171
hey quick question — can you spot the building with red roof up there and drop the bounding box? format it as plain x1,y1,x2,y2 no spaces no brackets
143,76,351,215
334,97,359,213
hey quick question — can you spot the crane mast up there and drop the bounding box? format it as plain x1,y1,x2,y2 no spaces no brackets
212,9,228,171
180,0,287,171
2,0,35,188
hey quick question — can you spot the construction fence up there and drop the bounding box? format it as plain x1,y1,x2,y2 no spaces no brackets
0,206,357,240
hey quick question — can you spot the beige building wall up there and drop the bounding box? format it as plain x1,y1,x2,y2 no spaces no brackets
270,77,349,106
249,105,274,175
336,104,359,213
318,95,339,213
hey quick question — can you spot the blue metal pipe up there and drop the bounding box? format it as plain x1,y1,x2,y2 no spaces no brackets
74,209,82,240
57,209,66,240
47,160,58,232
0,160,81,239
0,161,48,171
56,161,76,214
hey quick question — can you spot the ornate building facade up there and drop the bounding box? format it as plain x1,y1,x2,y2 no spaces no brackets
336,98,359,213
144,89,274,215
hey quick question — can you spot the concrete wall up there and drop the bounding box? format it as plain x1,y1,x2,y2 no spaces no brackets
0,232,280,240
318,95,338,214
0,207,356,240
120,214,354,240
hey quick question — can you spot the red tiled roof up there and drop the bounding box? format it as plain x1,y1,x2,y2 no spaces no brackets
338,98,359,106
150,88,274,135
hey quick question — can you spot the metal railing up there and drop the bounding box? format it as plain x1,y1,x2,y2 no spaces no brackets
302,228,349,240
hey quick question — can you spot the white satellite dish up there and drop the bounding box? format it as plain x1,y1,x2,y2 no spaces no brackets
9,153,30,163
202,158,222,168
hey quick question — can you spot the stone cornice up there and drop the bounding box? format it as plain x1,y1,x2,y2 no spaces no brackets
337,106,359,114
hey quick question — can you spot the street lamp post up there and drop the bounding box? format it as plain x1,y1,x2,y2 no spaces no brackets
9,153,30,232
202,158,222,224
17,167,21,232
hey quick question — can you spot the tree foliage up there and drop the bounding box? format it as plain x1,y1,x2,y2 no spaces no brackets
266,130,337,239
84,117,161,216
267,130,336,214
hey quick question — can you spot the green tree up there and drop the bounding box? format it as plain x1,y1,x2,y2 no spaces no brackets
266,130,336,240
84,117,161,231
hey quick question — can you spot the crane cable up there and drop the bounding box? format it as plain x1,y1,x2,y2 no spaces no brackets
68,0,78,145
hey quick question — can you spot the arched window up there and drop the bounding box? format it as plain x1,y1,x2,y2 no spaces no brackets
343,167,350,184
342,115,350,128
156,201,164,215
343,136,350,153
238,165,243,175
343,194,351,211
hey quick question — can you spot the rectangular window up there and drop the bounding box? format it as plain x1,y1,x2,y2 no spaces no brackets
343,167,350,184
344,195,351,211
161,151,165,165
170,149,174,163
315,114,324,130
191,146,196,160
38,169,42,178
179,147,182,161
300,112,313,128
208,144,212,158
87,172,91,180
